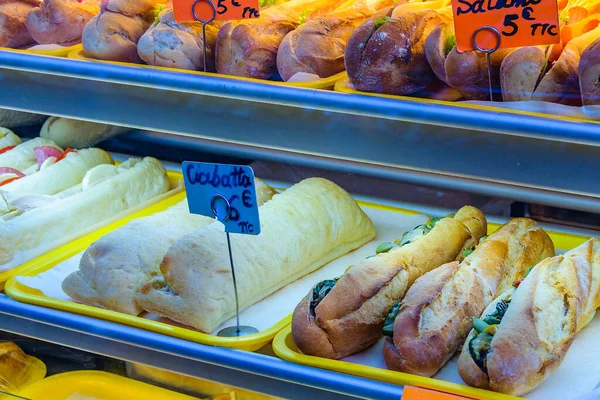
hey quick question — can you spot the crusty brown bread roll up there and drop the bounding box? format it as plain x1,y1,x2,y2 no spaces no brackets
500,46,548,102
26,0,100,46
579,37,600,105
216,0,345,79
277,0,396,81
82,0,166,63
292,206,487,359
0,0,40,48
138,9,224,71
458,239,600,396
382,218,555,377
424,20,454,85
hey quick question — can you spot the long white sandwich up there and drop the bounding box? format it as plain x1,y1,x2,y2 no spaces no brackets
0,157,170,272
136,177,377,333
0,137,61,173
62,179,277,315
0,128,21,150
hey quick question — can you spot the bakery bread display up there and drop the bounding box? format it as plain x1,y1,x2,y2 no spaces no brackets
0,156,170,271
458,238,600,396
136,178,376,333
382,218,554,377
39,117,128,148
62,179,276,315
82,0,167,63
292,205,487,359
0,0,40,48
26,0,100,46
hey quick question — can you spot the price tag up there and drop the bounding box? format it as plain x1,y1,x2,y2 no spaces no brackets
451,0,560,51
173,0,261,22
402,386,470,400
182,162,261,235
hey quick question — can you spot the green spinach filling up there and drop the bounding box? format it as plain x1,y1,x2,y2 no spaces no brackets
374,216,445,256
469,298,511,373
383,301,402,338
309,278,339,315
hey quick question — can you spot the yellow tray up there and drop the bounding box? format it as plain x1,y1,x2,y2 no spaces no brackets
271,226,589,400
5,198,423,352
0,355,46,399
0,170,183,290
16,371,197,400
68,45,344,90
334,75,600,126
0,44,80,58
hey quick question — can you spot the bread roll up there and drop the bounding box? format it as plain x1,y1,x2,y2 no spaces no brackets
40,117,128,148
382,218,555,377
458,239,600,396
136,178,376,333
0,137,60,172
62,179,276,315
500,46,547,102
424,20,454,85
0,0,40,48
579,36,600,105
277,0,395,81
292,206,487,359
26,0,100,46
0,157,169,270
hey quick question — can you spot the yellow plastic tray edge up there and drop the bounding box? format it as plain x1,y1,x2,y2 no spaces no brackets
333,76,600,126
5,198,425,351
17,370,197,399
273,326,522,400
68,46,344,90
0,44,79,57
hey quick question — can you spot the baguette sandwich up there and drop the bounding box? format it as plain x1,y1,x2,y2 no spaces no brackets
292,206,486,359
216,0,345,79
0,128,21,151
136,178,376,333
382,218,554,377
579,36,600,105
0,157,169,271
0,137,61,173
0,0,40,48
62,179,276,315
276,0,396,81
26,0,100,46
458,239,600,396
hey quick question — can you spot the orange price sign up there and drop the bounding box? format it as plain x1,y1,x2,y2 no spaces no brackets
173,0,261,22
402,386,471,400
451,0,560,51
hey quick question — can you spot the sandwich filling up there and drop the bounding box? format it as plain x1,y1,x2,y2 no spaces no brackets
309,278,339,315
383,301,402,338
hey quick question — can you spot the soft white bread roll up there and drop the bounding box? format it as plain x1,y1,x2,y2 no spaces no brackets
458,239,600,396
0,0,41,48
0,137,60,172
383,218,555,377
26,0,100,46
62,179,276,315
0,157,169,270
40,117,128,148
0,128,21,149
292,206,487,359
136,178,376,333
1,148,113,202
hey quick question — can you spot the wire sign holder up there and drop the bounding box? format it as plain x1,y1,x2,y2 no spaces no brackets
472,26,501,102
182,162,262,337
192,0,216,73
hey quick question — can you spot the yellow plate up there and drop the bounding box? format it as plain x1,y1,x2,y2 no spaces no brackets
68,45,345,90
0,170,183,290
271,225,588,400
334,76,600,126
16,370,197,400
5,198,423,352
0,44,80,58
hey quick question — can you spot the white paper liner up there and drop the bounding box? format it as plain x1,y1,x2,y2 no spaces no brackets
16,206,427,335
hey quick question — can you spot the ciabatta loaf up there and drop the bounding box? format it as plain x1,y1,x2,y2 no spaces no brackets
292,206,487,359
383,218,555,377
62,179,275,315
136,178,376,333
458,239,600,396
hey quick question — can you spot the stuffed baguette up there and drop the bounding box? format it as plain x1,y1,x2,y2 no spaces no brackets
26,0,100,46
292,205,486,359
277,0,396,81
0,0,40,48
136,178,376,333
458,239,600,396
0,128,21,151
62,179,276,315
216,0,345,79
0,137,61,173
382,218,554,377
0,157,169,270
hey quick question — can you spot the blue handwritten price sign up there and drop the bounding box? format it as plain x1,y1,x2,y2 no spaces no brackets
182,162,260,235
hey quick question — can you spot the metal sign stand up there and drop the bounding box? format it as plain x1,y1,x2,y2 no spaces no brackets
472,26,501,101
210,194,259,337
192,0,216,72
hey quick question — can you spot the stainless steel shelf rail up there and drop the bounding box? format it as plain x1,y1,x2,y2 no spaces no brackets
0,51,599,213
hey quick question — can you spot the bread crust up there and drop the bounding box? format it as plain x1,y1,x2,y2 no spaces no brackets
579,37,600,105
424,21,453,84
500,46,547,102
292,205,487,359
0,0,40,48
383,218,555,377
